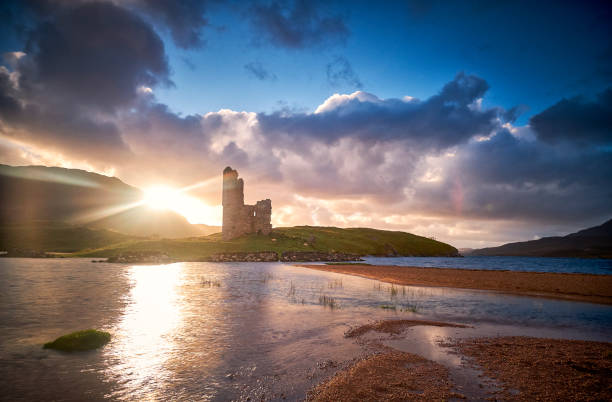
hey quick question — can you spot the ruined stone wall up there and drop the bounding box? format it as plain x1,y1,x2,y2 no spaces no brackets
222,166,272,240
253,199,272,234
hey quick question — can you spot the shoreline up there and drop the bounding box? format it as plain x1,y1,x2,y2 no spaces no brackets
297,264,612,305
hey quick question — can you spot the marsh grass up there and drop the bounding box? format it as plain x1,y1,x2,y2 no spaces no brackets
378,303,419,313
288,281,296,297
43,329,111,352
260,272,274,283
401,304,419,313
201,277,221,287
328,279,343,289
319,295,338,309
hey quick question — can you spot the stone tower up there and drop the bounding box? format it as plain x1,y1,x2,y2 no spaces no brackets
222,166,272,240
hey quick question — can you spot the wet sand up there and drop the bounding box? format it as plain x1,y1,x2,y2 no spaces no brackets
309,351,459,401
455,336,612,401
298,264,612,304
344,319,469,338
311,319,612,401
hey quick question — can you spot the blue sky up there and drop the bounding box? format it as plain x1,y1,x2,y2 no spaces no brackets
155,1,611,126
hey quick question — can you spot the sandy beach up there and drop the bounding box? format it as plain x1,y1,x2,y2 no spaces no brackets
311,319,612,401
297,264,612,304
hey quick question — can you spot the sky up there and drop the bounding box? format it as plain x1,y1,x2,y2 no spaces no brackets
0,0,611,248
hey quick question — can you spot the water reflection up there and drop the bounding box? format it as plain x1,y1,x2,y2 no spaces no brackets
1,259,610,401
105,263,184,399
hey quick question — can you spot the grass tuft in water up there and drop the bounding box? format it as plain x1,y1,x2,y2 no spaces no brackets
377,303,419,313
201,277,221,287
319,295,338,309
328,279,343,289
401,304,419,313
43,329,111,352
288,280,296,297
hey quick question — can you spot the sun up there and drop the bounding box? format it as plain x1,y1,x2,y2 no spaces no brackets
143,186,179,210
142,186,222,226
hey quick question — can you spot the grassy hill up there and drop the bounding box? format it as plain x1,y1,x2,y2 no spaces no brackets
0,224,458,259
0,222,135,254
71,226,458,260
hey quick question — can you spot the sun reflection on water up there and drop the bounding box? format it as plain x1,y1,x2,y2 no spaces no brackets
104,263,184,399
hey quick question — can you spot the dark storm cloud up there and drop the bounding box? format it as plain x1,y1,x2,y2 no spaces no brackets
0,0,214,50
0,66,129,157
20,1,170,112
134,0,210,49
258,73,497,149
244,61,277,81
0,1,174,159
326,56,362,89
460,130,612,189
0,68,21,119
411,129,612,223
530,88,612,146
249,0,349,49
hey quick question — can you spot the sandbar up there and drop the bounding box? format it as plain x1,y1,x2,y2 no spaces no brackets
297,264,612,304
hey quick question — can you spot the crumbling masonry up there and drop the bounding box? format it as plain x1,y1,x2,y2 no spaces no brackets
222,166,272,240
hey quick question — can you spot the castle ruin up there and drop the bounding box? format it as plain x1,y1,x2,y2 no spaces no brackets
222,166,272,240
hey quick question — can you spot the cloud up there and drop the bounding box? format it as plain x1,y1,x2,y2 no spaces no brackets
530,88,612,145
257,73,498,150
326,56,362,89
20,1,171,112
0,1,173,161
244,61,277,81
409,129,612,223
248,0,349,49
133,0,210,49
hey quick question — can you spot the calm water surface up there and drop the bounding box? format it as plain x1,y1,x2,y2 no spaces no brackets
1,258,611,401
363,255,612,274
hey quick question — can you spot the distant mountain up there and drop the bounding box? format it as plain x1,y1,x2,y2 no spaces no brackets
0,164,219,238
471,219,612,258
458,248,475,255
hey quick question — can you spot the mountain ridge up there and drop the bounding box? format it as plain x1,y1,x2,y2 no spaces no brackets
469,219,612,258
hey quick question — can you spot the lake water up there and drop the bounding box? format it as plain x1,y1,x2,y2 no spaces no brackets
1,258,611,401
363,255,612,274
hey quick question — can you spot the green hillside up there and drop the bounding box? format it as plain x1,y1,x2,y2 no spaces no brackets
0,223,135,254
70,225,457,260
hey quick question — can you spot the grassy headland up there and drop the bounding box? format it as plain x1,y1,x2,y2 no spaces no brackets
0,224,458,260
74,226,458,260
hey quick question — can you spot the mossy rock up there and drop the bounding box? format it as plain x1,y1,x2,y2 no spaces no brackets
43,329,111,352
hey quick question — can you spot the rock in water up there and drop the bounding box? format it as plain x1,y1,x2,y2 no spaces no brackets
43,329,111,352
